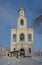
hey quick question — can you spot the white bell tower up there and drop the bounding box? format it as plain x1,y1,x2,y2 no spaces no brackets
17,8,27,28
10,8,34,57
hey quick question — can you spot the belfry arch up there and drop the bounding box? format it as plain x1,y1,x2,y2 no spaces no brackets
20,33,25,41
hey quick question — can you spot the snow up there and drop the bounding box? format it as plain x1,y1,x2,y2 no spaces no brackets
31,56,42,63
0,57,21,65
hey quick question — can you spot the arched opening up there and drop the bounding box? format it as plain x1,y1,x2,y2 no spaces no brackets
13,34,16,42
29,48,31,53
28,34,32,42
20,19,24,25
20,33,24,41
20,48,25,57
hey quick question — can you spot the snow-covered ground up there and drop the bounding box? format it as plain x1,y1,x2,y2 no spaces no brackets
0,56,42,65
31,56,42,63
0,56,21,65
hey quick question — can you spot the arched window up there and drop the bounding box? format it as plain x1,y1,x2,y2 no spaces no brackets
28,34,32,41
20,33,24,41
13,34,16,42
20,19,24,25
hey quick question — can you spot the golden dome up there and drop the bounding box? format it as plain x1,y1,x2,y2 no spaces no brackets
18,8,25,12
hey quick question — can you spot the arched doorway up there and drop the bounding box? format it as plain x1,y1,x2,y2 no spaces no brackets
20,48,25,57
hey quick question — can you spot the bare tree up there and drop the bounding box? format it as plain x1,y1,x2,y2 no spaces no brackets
32,7,42,33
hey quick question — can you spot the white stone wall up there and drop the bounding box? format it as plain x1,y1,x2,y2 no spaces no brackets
11,28,34,56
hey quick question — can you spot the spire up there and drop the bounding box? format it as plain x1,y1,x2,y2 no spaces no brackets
18,8,25,12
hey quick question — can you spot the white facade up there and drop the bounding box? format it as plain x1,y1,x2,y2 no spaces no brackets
11,8,34,56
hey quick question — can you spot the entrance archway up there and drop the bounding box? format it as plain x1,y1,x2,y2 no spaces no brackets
20,48,25,57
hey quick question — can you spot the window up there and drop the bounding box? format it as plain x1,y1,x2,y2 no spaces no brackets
14,48,15,51
20,33,24,41
28,34,32,41
13,34,16,42
29,48,31,53
20,19,24,25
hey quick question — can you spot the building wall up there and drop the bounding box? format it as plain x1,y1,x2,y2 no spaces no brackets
0,46,6,57
11,30,34,56
33,52,42,56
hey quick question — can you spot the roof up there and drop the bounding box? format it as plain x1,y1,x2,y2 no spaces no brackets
9,50,19,53
18,8,25,12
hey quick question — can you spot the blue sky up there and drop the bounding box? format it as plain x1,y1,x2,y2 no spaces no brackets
0,0,42,50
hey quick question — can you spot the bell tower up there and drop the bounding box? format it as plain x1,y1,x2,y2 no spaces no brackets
11,8,34,57
17,8,27,28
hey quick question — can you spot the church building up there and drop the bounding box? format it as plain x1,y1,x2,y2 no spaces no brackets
11,8,34,57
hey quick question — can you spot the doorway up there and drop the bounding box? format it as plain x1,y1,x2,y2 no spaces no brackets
20,48,25,57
